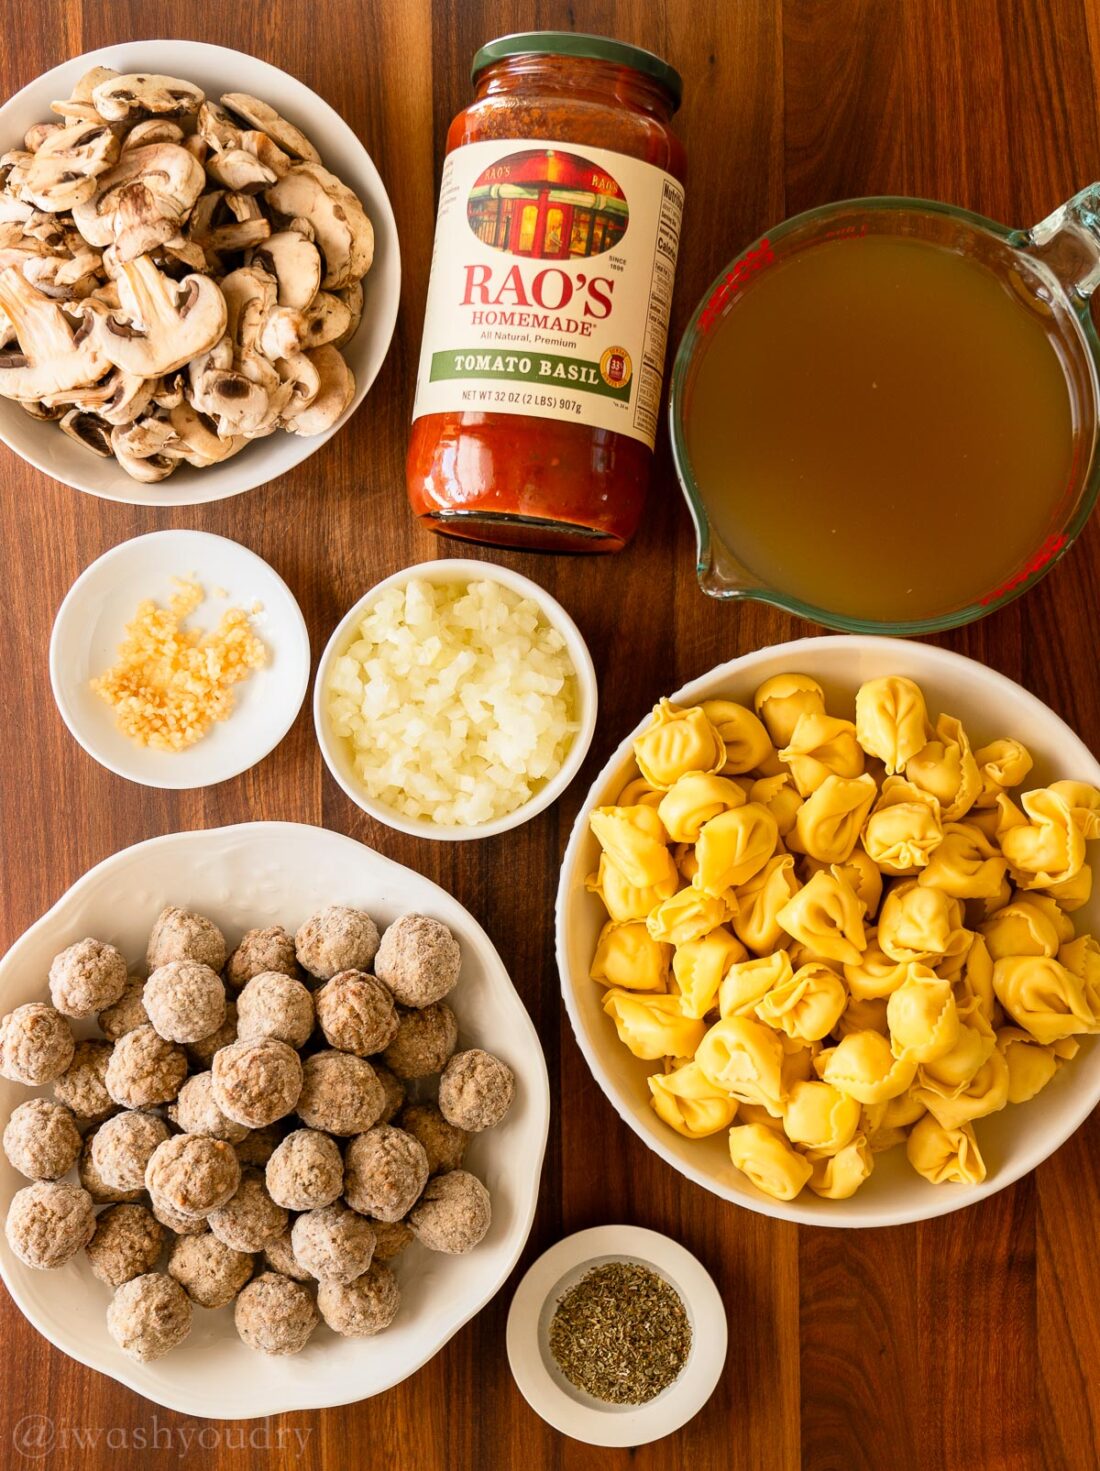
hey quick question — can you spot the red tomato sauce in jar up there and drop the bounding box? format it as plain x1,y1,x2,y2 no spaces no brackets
406,32,686,552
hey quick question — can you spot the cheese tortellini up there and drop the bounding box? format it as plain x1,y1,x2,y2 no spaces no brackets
587,676,1100,1205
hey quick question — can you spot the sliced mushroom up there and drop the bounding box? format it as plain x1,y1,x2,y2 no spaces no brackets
50,66,119,121
87,279,121,311
43,365,156,425
122,119,186,150
168,399,245,465
20,398,64,419
272,349,320,419
0,195,32,225
110,416,181,481
258,290,351,358
91,74,204,123
195,100,238,152
205,148,277,195
2,122,120,213
182,135,209,166
220,93,320,162
239,131,291,179
188,191,270,264
152,370,186,409
59,407,112,455
0,266,108,399
22,248,103,300
265,163,373,289
92,255,226,377
71,143,205,248
111,181,183,261
24,121,63,153
332,279,363,348
219,263,290,434
187,333,271,436
250,230,321,309
281,343,354,435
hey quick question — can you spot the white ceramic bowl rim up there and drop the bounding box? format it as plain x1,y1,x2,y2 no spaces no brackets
505,1225,728,1449
0,822,550,1416
0,40,400,507
313,559,598,841
556,634,1100,1228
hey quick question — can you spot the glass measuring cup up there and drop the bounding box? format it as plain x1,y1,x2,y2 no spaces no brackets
668,189,1100,633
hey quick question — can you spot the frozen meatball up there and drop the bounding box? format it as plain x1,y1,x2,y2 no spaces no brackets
91,1110,169,1192
318,1261,400,1338
186,1001,238,1071
79,1130,143,1205
86,1204,165,1287
295,905,380,980
400,1102,468,1176
315,971,397,1055
0,1003,74,1084
344,1124,428,1223
369,1217,414,1262
144,961,226,1045
235,1271,318,1355
147,906,227,973
149,1190,206,1237
105,1025,187,1109
3,1098,82,1180
292,1203,376,1284
226,926,298,991
6,1180,96,1268
48,938,128,1018
107,1273,191,1361
169,1072,247,1143
145,1134,241,1219
98,977,148,1040
234,1123,283,1168
438,1049,516,1132
266,1129,343,1210
236,972,314,1049
207,1168,287,1252
381,1003,458,1080
168,1230,253,1309
373,1062,405,1123
212,1039,303,1128
263,1226,312,1282
375,915,461,1008
55,1038,117,1121
296,1050,384,1136
409,1170,491,1254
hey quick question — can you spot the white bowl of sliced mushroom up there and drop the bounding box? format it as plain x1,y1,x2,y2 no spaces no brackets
0,41,400,505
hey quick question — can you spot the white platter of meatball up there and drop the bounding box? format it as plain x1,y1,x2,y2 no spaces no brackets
0,822,549,1419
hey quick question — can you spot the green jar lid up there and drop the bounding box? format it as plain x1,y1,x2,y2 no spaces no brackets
472,31,683,110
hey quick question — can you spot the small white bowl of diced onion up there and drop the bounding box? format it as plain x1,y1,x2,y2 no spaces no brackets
314,560,597,840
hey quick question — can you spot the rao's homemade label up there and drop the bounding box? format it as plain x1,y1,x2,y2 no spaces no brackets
412,140,684,448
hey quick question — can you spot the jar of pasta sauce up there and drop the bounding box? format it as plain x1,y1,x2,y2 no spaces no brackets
407,32,685,552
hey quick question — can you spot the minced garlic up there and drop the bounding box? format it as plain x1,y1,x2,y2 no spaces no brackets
91,580,267,751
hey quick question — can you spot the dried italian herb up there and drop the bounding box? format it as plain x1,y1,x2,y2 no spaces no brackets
548,1261,692,1405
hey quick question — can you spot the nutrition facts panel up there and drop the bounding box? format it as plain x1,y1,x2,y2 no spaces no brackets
633,176,685,441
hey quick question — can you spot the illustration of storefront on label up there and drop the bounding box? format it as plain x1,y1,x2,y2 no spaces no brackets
466,148,629,260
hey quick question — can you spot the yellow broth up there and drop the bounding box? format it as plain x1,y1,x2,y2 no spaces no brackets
683,234,1081,622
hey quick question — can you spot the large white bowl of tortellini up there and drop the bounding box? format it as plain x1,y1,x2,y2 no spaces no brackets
556,637,1100,1226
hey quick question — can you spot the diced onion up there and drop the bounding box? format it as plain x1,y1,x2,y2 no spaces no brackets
325,578,579,826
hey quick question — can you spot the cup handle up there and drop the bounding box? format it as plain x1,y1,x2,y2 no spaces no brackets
1025,185,1100,299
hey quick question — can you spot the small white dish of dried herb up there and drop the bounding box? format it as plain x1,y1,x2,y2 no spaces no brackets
505,1225,727,1447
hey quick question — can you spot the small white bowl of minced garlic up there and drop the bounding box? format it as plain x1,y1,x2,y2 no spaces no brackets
49,530,310,789
314,560,597,840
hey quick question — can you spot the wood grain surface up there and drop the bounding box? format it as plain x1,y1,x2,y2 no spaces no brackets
1,2,1098,1468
